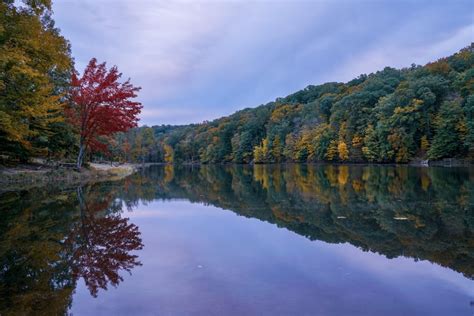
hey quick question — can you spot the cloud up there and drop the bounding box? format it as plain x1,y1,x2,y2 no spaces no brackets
53,0,474,125
140,107,212,124
330,23,474,82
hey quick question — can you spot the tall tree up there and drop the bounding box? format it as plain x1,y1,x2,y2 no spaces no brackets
66,58,142,169
0,1,72,160
464,95,474,157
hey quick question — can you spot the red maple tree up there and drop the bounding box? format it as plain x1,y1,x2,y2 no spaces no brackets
67,58,142,169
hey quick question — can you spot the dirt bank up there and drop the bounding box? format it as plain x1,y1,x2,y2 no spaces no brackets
0,162,139,192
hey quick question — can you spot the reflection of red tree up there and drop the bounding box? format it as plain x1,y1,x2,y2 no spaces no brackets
68,187,144,297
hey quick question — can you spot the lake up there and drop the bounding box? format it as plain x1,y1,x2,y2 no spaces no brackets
0,164,473,315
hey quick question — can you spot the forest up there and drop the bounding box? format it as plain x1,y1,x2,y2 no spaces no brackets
115,45,474,165
0,1,141,168
1,1,473,166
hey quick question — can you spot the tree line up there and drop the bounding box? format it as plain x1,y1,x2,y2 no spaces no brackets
1,1,472,167
115,44,474,164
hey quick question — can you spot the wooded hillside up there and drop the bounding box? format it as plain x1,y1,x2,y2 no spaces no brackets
115,45,474,164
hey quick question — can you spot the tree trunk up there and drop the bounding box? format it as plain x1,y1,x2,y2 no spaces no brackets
77,143,85,170
76,186,91,247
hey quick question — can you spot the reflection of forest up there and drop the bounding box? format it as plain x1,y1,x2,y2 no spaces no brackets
0,164,472,314
0,184,143,315
129,164,473,280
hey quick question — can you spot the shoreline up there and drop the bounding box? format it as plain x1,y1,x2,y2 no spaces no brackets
1,159,472,193
176,158,473,168
0,163,142,193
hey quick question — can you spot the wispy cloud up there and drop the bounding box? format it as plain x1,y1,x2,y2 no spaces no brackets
330,22,474,82
53,0,474,125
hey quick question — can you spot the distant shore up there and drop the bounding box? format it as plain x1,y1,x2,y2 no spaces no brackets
177,158,473,167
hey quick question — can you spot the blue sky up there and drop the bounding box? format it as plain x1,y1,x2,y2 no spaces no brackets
53,0,474,126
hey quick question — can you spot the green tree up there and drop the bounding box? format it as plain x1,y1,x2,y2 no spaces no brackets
428,100,466,159
464,95,474,156
362,125,379,162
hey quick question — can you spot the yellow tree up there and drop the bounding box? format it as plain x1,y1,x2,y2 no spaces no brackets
351,135,364,161
253,145,263,163
387,131,410,163
253,137,269,163
272,135,283,162
338,141,349,161
163,144,174,163
0,2,72,159
261,137,270,161
296,130,312,161
420,135,429,154
325,140,338,161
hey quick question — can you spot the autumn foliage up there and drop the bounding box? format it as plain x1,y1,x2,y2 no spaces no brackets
68,186,143,297
67,58,142,168
112,45,473,165
0,1,72,160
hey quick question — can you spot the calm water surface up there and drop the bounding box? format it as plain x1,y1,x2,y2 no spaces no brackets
1,165,473,315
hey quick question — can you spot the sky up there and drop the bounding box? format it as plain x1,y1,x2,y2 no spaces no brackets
53,0,474,126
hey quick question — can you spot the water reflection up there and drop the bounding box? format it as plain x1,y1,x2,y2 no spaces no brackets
0,183,143,314
130,164,474,280
69,186,143,297
0,164,472,314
